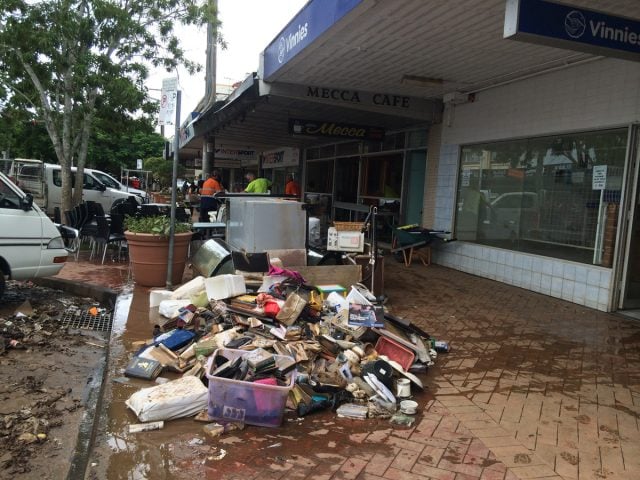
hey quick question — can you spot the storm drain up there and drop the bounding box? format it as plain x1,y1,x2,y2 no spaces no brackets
60,308,113,332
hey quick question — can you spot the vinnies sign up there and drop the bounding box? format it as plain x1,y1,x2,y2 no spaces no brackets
263,0,363,79
505,0,640,62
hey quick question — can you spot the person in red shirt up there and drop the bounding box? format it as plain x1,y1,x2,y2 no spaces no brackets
199,170,224,221
285,174,301,197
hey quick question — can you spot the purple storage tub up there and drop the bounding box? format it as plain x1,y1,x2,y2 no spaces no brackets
205,348,296,427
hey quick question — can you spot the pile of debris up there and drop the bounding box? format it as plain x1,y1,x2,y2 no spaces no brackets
123,265,449,436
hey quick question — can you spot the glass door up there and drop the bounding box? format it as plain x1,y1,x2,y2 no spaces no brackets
619,126,640,309
404,149,427,225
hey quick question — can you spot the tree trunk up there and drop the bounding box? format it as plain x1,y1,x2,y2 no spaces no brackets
73,98,96,206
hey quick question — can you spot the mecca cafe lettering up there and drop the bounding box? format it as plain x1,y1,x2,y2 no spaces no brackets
306,86,411,109
289,118,385,141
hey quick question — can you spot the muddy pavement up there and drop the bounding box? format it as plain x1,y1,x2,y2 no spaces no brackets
0,280,112,479
85,284,438,480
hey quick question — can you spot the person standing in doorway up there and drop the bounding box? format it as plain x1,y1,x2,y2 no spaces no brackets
285,174,301,197
244,172,272,193
200,170,224,222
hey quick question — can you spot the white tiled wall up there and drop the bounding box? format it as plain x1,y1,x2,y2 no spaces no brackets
428,57,639,312
433,242,613,311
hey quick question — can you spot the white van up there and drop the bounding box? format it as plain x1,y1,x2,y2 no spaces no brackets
88,168,148,202
0,172,68,298
46,164,143,216
13,162,141,216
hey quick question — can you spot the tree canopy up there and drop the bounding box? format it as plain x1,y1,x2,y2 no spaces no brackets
0,0,220,215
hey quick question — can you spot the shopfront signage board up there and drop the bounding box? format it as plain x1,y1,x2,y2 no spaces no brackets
210,147,258,168
289,118,385,141
263,0,363,80
263,81,441,122
592,165,607,190
505,0,640,62
262,147,300,169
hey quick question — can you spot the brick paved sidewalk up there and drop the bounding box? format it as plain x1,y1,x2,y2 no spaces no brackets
55,254,640,479
385,261,640,480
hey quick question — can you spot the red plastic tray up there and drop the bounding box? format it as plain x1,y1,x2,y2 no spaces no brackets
375,336,415,371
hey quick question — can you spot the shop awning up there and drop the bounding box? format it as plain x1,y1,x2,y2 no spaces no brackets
181,0,640,158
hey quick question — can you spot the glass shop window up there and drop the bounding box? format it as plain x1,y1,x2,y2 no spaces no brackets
305,160,334,194
454,128,628,266
335,157,359,203
360,155,403,199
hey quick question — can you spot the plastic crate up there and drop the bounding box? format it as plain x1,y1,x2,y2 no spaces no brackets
375,336,415,371
205,348,296,427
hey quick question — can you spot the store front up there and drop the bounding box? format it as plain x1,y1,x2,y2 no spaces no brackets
176,0,640,312
454,128,627,266
303,129,427,241
262,147,301,195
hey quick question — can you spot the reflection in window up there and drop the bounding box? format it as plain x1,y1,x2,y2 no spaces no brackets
455,128,628,266
305,160,334,193
335,157,359,203
360,155,403,198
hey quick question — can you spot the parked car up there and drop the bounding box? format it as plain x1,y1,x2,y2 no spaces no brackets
89,169,148,202
0,172,68,298
11,161,142,216
481,191,540,241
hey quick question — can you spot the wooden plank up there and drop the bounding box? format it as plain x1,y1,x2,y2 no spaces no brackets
294,265,362,287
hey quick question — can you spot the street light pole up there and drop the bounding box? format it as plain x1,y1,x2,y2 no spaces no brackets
203,0,217,176
166,90,182,289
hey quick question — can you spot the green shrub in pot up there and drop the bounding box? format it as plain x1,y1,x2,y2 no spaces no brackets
125,215,191,236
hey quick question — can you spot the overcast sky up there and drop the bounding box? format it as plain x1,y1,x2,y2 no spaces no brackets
151,0,307,128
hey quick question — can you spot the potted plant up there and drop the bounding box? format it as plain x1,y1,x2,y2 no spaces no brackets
124,215,192,287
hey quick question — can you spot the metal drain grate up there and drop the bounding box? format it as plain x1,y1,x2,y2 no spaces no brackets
60,308,113,332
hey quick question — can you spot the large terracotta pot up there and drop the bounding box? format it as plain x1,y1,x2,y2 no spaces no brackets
125,231,193,287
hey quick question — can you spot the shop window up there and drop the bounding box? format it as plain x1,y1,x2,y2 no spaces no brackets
360,155,403,199
305,160,334,194
383,132,405,151
455,128,628,266
319,145,335,159
407,129,428,148
335,157,359,203
336,141,360,157
306,147,320,160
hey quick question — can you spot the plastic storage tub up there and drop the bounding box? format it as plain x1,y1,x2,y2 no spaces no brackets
375,336,415,371
206,348,296,427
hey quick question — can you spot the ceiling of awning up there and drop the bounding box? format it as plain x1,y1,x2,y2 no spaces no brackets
182,0,640,159
267,0,640,98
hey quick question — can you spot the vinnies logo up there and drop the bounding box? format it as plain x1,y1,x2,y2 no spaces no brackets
565,10,586,38
277,22,309,63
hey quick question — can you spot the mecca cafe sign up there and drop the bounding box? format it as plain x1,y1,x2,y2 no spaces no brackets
505,0,640,62
264,81,440,122
289,118,384,141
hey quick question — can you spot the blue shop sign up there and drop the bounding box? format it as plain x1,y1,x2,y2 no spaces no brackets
505,0,640,61
263,0,363,79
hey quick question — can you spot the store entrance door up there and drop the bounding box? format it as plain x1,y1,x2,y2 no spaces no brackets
620,127,640,310
404,150,426,225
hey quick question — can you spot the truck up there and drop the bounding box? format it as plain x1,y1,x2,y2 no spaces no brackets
0,171,69,298
4,159,142,217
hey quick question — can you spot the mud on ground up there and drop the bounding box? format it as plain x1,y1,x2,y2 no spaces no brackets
0,281,109,479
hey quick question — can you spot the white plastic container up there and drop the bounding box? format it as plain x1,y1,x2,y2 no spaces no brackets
149,289,173,308
204,274,246,300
